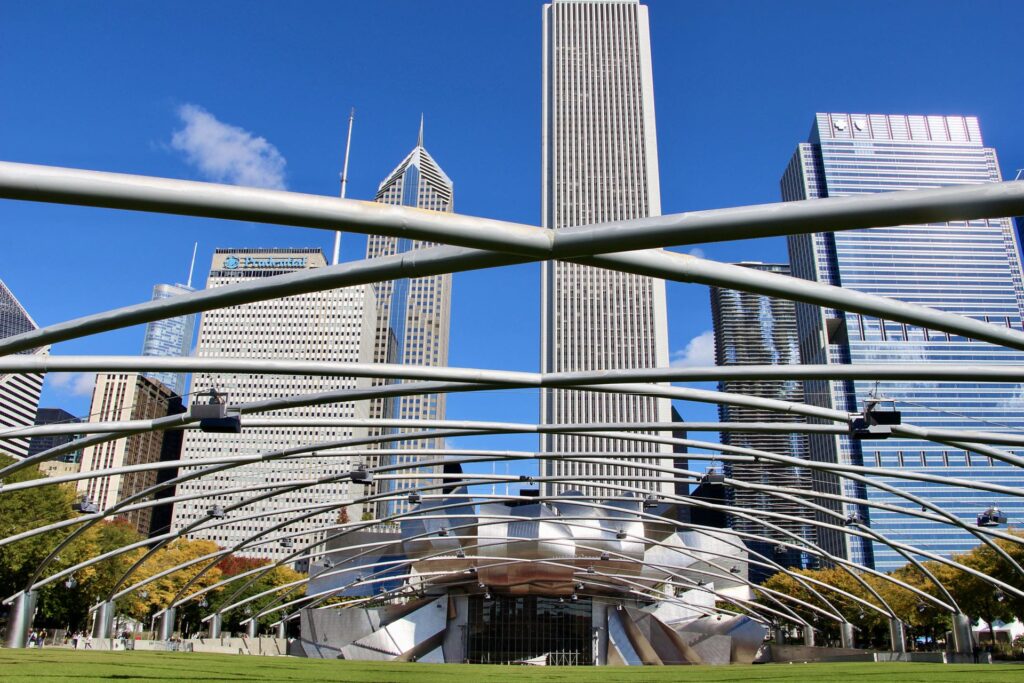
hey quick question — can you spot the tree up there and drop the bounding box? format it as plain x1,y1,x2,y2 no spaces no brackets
0,454,78,599
941,545,1015,644
210,559,305,633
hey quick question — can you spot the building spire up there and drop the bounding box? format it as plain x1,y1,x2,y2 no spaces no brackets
186,241,198,289
418,113,424,148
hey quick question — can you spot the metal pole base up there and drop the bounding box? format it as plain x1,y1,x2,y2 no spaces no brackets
803,627,815,647
246,619,257,639
889,618,906,653
951,613,973,655
93,600,116,640
158,607,176,641
839,622,855,649
209,613,222,639
4,591,38,648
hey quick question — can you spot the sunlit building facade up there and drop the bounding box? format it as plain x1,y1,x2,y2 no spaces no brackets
365,124,454,517
77,372,176,535
0,279,47,460
541,0,672,498
783,113,1024,570
170,249,376,559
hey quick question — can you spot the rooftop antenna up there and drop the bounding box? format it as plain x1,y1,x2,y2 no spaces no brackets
1015,169,1024,181
186,241,198,289
331,107,356,266
418,113,424,147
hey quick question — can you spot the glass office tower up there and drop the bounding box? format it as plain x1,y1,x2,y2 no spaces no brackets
783,113,1024,570
709,263,815,572
140,283,197,396
541,0,673,498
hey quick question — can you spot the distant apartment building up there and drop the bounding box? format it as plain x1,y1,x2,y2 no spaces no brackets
170,248,376,560
29,407,83,477
0,279,47,460
77,373,177,535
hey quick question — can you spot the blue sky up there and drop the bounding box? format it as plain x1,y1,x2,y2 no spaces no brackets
2,1,1022,474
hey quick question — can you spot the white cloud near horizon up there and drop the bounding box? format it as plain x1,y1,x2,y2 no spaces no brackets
670,330,715,367
48,371,97,397
171,104,286,189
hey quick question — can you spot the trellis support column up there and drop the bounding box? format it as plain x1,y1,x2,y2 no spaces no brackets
839,622,855,649
3,590,37,648
803,627,815,647
93,600,115,640
276,620,286,639
889,618,907,653
952,613,973,655
209,613,222,639
158,607,176,641
246,618,257,639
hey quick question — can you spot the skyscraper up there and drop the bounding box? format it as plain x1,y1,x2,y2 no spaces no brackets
77,373,177,535
140,245,199,396
366,122,454,515
170,249,376,560
541,0,672,498
141,284,197,396
783,113,1024,570
709,263,815,572
0,279,47,460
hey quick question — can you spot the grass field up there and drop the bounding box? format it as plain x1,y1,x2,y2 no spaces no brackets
1,650,1023,682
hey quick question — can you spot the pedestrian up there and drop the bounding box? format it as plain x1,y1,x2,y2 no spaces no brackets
27,630,37,648
84,634,93,650
972,643,980,664
71,631,79,649
39,629,47,648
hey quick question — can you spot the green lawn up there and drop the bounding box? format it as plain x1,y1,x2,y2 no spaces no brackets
1,650,1023,683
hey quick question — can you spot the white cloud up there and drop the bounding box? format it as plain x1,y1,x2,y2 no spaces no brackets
671,330,715,367
171,104,286,189
48,372,96,397
687,247,706,259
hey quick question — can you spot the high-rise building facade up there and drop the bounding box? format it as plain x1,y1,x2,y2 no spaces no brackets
365,125,454,516
783,113,1024,570
709,263,815,572
77,373,176,535
541,0,672,497
0,279,47,460
141,283,197,396
170,249,376,560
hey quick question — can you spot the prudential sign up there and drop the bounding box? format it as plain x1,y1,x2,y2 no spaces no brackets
223,255,307,270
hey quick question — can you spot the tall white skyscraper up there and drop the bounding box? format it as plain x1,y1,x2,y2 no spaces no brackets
541,0,672,497
366,123,454,516
170,249,377,560
0,279,47,460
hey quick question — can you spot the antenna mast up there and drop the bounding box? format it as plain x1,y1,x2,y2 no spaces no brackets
186,241,198,289
332,107,356,266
